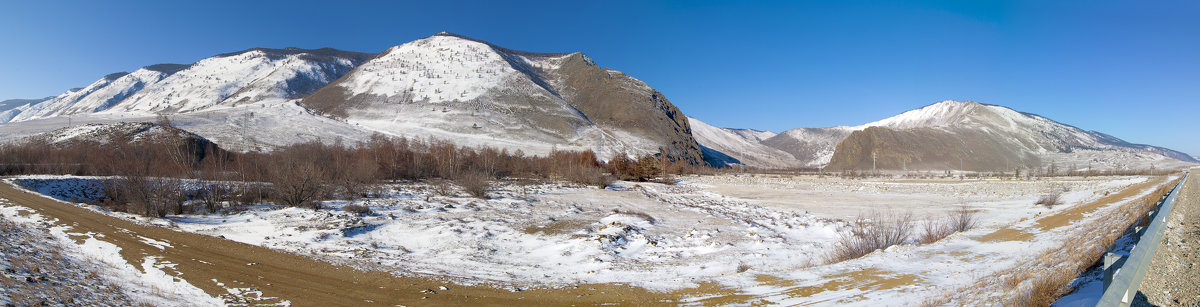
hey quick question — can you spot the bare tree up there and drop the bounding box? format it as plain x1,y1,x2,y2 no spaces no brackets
269,157,328,209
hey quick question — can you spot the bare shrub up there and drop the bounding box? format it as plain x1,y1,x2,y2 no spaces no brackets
269,158,328,209
737,263,752,273
828,210,914,263
332,153,378,199
431,180,454,197
920,205,979,244
566,166,615,189
455,172,490,199
1035,192,1062,208
196,182,231,213
918,219,956,244
105,176,187,217
950,205,978,232
343,204,372,215
1009,272,1076,307
231,184,269,207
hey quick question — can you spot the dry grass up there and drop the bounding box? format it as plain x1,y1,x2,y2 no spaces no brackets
828,210,914,263
342,204,372,215
918,206,978,244
455,172,491,199
1009,272,1078,307
563,166,615,189
1004,176,1178,306
918,219,956,245
1035,192,1063,208
927,175,1181,305
613,209,657,224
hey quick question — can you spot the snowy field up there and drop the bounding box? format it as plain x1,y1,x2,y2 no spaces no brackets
4,174,1171,305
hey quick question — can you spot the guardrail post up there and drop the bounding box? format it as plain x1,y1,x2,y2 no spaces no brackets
1102,252,1127,289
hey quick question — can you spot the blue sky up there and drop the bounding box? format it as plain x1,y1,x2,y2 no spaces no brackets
2,1,1198,156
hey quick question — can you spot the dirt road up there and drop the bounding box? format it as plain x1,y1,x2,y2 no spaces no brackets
0,182,698,306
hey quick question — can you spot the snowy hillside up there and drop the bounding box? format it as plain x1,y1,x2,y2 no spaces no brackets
728,128,776,142
687,117,800,168
760,126,857,168
303,32,704,162
17,122,212,148
863,101,1197,164
0,34,702,160
0,97,50,122
822,100,1197,171
699,100,1195,170
3,48,373,124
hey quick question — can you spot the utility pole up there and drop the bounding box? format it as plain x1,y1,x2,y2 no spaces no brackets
873,151,877,172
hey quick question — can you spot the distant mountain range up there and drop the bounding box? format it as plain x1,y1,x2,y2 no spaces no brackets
1,32,1193,171
691,100,1197,171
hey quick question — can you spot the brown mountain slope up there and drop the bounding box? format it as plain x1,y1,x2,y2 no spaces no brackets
824,126,1040,171
300,33,704,164
552,53,703,163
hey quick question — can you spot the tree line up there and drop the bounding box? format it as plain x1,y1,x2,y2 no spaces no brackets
0,122,707,217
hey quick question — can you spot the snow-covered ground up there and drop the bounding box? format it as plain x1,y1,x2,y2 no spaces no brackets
5,174,1170,305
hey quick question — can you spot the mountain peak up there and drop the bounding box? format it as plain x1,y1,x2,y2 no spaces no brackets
214,47,374,60
102,72,129,81
429,31,480,42
862,100,983,129
142,64,190,74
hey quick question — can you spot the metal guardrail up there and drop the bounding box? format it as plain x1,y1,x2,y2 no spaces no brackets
1097,171,1189,307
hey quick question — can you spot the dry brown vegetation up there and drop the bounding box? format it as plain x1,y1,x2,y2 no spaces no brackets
1035,186,1069,208
1035,192,1063,208
918,206,978,244
938,175,1181,306
0,120,712,217
831,206,978,264
828,210,915,263
342,204,372,215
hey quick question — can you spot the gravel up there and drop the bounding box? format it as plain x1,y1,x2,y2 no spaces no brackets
0,213,134,306
1135,170,1200,306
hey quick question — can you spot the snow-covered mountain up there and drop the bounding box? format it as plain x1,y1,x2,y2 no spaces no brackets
686,117,800,168
698,100,1195,171
823,100,1197,171
3,48,374,123
0,97,51,122
0,33,703,162
19,122,214,149
2,34,1190,171
759,127,856,168
302,32,703,163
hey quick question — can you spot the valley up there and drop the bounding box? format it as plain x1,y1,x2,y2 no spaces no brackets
0,10,1196,306
0,172,1183,305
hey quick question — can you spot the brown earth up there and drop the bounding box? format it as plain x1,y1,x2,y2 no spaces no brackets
0,182,728,306
972,176,1167,243
1034,176,1167,231
824,126,1039,172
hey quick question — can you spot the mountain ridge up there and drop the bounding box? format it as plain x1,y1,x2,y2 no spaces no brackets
697,100,1196,170
1,33,705,164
